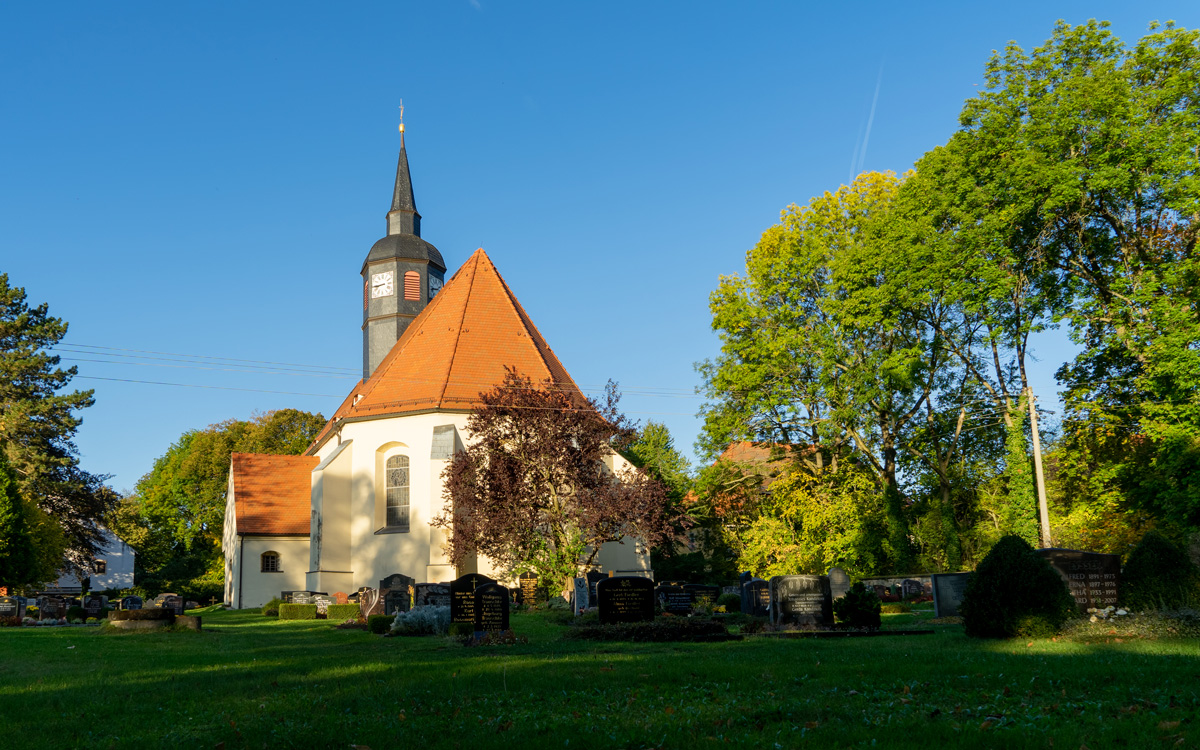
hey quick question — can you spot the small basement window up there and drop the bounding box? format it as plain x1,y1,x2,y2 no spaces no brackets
261,551,281,573
91,559,107,575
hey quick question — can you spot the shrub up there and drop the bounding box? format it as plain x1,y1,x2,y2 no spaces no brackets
566,617,733,642
367,614,392,634
261,597,283,617
0,615,22,627
1123,531,1200,610
546,596,570,611
960,535,1076,639
390,605,450,636
716,593,741,613
278,604,318,620
448,622,474,637
880,602,911,614
832,582,882,629
326,604,360,621
67,606,86,622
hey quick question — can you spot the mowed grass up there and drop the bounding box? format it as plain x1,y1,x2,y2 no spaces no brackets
1,608,1197,749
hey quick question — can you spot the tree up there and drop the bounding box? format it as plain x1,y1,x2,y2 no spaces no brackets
113,408,325,598
435,370,674,594
0,273,115,572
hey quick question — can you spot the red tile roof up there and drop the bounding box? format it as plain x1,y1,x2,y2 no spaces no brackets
309,248,585,451
229,453,317,535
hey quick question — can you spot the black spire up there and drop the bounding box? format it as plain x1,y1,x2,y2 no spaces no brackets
386,134,421,237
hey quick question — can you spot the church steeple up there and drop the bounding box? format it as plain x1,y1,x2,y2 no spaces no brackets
361,112,447,381
386,131,421,237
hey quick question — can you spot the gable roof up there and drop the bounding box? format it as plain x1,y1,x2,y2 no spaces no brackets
229,453,318,535
309,248,585,452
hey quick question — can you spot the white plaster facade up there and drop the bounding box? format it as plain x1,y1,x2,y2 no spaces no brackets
49,528,135,593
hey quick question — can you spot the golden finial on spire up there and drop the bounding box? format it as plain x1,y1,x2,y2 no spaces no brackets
398,100,405,134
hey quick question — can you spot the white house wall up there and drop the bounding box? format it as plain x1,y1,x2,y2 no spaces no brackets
233,536,309,609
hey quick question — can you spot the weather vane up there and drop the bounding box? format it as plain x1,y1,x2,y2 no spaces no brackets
398,100,405,134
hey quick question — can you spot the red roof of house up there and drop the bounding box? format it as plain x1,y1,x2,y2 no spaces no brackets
229,453,317,535
309,248,585,451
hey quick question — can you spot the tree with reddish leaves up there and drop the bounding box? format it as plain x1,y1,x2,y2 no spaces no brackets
434,369,675,595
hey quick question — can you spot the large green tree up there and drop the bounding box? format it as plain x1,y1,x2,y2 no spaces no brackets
0,273,114,576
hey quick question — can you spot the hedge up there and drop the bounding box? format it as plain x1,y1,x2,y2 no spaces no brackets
326,604,360,621
278,604,318,620
367,614,392,634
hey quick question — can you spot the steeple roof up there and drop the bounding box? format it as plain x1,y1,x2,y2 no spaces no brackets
385,136,422,237
310,248,585,452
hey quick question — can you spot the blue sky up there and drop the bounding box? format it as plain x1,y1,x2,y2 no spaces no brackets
3,2,1197,492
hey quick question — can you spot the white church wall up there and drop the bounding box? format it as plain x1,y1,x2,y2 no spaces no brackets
236,536,309,609
308,440,354,595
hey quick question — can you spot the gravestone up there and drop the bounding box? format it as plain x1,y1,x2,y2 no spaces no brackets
597,576,655,624
160,595,184,615
1035,548,1121,612
828,567,851,601
313,594,335,615
449,574,496,624
414,583,451,608
518,572,539,605
291,591,314,605
872,584,887,599
120,595,143,610
83,595,106,619
333,591,349,605
741,579,769,617
931,573,971,618
586,570,606,608
473,583,511,634
683,584,720,606
656,585,693,615
902,579,924,599
379,573,416,615
572,577,589,615
0,596,22,619
40,596,65,620
358,587,383,618
656,580,686,588
768,575,833,627
739,571,753,585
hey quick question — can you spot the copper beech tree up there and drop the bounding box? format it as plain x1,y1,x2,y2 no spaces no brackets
434,369,674,594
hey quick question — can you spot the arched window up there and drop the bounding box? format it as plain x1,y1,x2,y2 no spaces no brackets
261,551,281,573
386,455,410,530
404,271,420,300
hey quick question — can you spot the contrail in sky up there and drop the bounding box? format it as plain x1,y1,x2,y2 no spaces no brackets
851,65,884,182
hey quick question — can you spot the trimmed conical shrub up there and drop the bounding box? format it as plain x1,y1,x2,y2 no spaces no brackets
960,535,1076,638
1123,531,1200,610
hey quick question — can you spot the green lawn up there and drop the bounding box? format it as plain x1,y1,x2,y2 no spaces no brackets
1,608,1197,749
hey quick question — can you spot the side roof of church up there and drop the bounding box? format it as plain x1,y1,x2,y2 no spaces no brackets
307,247,585,453
228,453,318,535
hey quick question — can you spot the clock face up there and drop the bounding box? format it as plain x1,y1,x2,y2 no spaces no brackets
371,271,394,298
429,276,443,299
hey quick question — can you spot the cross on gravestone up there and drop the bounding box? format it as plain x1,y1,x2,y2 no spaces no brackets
597,576,655,624
931,573,971,618
902,579,924,600
741,579,769,617
1034,548,1121,612
828,567,851,601
209,597,218,606
768,575,834,627
449,574,496,624
473,583,511,634
518,572,539,605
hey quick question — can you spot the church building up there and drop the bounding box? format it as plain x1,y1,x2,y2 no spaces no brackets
223,126,650,608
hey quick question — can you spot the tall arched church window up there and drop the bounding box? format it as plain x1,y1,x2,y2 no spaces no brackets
386,455,410,530
261,551,281,573
404,271,420,301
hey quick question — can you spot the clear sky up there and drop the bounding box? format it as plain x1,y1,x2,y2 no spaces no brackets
3,2,1197,492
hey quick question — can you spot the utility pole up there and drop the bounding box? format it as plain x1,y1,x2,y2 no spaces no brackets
1027,387,1052,548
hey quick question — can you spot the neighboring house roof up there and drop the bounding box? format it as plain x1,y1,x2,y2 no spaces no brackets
309,247,585,451
229,453,318,535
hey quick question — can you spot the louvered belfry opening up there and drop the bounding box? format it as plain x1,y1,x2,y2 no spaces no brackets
404,271,420,301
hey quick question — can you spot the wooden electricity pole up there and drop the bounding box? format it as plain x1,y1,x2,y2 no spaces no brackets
1027,387,1052,548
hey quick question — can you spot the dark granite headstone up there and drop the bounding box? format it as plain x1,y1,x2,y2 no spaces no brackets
473,583,510,634
83,595,106,618
741,579,769,617
449,574,496,624
931,573,971,618
828,567,851,601
161,595,184,615
586,570,606,608
769,575,833,627
414,583,451,608
1035,548,1121,612
739,571,753,585
0,596,21,619
291,591,314,605
656,580,686,588
40,596,65,620
683,584,720,606
119,595,143,610
656,585,693,615
313,594,335,614
379,574,416,615
597,576,654,624
572,577,589,615
902,579,924,599
872,584,887,599
518,572,539,604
